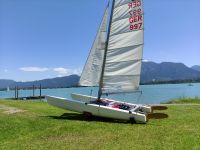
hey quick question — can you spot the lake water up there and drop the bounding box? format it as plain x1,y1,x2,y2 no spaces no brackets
0,83,200,104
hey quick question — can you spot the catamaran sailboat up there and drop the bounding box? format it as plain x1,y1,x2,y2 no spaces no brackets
46,0,167,123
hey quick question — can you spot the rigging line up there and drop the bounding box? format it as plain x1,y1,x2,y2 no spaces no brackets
89,89,93,101
136,90,143,104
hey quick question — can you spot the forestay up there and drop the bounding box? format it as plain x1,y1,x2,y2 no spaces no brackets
79,6,109,86
101,0,144,93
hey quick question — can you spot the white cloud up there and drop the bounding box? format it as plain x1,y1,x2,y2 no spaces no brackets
4,69,8,72
53,67,82,76
71,68,82,75
143,59,149,62
19,66,82,77
19,67,49,72
53,68,68,75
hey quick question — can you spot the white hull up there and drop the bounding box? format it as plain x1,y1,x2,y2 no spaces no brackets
71,93,152,113
46,95,147,123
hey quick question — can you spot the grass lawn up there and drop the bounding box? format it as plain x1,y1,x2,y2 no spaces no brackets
0,99,200,150
164,97,200,104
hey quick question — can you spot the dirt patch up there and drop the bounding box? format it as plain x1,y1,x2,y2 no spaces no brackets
0,104,26,114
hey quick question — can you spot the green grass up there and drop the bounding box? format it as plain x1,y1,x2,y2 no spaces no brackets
164,97,200,104
0,99,200,150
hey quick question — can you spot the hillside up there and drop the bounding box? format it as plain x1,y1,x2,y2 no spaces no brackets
141,62,200,83
0,80,15,89
191,65,200,72
15,75,80,88
0,75,79,89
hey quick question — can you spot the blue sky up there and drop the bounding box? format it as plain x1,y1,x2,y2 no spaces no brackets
0,0,200,81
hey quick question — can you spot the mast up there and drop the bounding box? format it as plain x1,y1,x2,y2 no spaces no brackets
98,0,115,100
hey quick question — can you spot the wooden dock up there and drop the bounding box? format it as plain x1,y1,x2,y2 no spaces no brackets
8,96,45,100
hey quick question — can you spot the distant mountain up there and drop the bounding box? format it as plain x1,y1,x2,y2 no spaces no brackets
141,62,200,83
0,75,80,89
1,62,200,89
191,65,200,72
0,79,16,89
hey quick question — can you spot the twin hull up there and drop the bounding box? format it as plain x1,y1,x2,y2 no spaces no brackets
71,93,151,113
46,95,147,123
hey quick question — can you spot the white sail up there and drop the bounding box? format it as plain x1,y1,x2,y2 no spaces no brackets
79,6,109,86
102,0,144,93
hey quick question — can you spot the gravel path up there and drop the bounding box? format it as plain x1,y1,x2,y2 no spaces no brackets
0,104,26,114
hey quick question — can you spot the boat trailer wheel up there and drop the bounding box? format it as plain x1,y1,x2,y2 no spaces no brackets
83,112,93,120
129,117,136,124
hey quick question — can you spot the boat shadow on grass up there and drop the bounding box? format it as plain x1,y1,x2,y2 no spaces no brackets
46,113,133,124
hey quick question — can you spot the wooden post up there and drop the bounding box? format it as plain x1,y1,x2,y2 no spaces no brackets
16,86,19,100
15,86,17,99
33,85,35,97
40,84,42,100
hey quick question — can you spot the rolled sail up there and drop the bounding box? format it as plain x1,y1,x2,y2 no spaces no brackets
79,6,109,86
102,0,144,93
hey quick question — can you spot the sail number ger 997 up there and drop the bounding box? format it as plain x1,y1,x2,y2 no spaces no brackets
128,0,143,31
